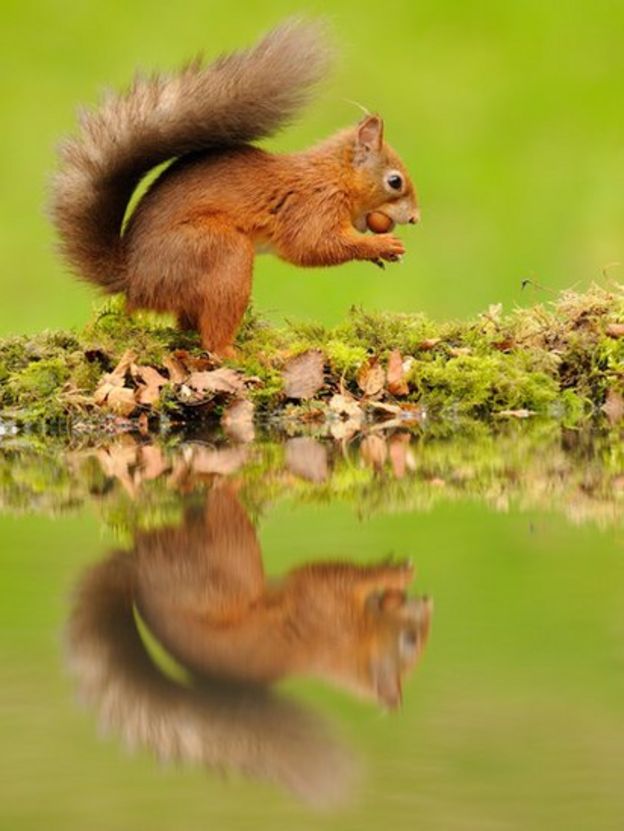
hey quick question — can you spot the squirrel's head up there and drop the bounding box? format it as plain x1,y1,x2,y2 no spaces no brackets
362,590,432,710
348,114,420,232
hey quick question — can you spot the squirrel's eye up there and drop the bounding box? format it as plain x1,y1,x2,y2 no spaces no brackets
386,173,403,191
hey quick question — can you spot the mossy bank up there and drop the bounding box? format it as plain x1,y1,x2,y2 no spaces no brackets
1,284,624,435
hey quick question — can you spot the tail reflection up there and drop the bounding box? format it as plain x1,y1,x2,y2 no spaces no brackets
66,482,432,804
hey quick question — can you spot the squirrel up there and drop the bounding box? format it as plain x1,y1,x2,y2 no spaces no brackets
66,544,356,806
130,483,432,709
65,482,431,800
69,481,432,711
50,19,419,357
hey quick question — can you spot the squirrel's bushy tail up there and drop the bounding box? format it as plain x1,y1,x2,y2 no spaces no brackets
65,552,355,806
50,18,332,290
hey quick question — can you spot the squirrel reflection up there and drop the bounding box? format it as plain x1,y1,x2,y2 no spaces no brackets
66,482,432,805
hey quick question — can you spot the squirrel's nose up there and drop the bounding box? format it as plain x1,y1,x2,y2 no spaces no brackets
408,209,421,225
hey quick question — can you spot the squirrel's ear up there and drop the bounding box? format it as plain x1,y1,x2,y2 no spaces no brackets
354,115,384,163
371,656,402,710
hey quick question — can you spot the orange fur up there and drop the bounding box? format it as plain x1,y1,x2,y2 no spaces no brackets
50,21,419,355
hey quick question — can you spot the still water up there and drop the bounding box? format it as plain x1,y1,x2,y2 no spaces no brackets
2,425,624,830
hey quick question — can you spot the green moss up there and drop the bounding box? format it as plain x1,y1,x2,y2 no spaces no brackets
324,339,369,378
6,358,69,404
410,353,559,415
1,284,623,429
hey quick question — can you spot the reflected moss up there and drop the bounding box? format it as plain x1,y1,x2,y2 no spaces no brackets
0,422,622,532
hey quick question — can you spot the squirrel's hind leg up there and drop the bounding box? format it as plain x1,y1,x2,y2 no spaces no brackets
178,220,255,357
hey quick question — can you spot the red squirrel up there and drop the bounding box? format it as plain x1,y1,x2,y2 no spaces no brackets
50,19,420,356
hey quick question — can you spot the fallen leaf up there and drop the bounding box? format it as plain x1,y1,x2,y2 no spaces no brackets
329,394,364,440
330,420,360,441
282,350,325,399
419,338,441,351
187,368,244,397
139,444,169,480
221,399,255,443
357,357,385,397
606,323,624,339
94,437,140,496
399,403,425,424
132,364,168,405
93,350,139,413
449,346,472,357
104,349,137,386
286,437,328,482
492,337,515,352
106,386,137,417
174,350,213,373
368,400,402,415
163,354,188,384
389,433,411,479
329,394,364,420
602,388,624,424
360,434,388,470
188,445,248,476
386,349,409,396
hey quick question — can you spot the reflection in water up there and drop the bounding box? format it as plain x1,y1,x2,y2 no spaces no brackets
66,482,432,805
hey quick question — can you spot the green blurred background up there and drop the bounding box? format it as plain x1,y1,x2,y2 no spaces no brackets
1,0,623,336
2,4,624,826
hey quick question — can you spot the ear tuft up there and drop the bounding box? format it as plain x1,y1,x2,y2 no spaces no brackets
354,114,384,163
372,655,402,710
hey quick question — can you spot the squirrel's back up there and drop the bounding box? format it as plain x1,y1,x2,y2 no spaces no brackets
50,19,332,290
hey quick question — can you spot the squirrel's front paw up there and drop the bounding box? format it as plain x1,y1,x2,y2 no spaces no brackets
371,234,405,263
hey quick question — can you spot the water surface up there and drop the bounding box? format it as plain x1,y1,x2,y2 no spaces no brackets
2,426,623,830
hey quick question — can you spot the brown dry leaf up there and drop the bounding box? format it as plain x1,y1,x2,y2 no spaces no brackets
360,434,388,470
188,445,249,476
221,399,255,443
368,400,402,415
357,357,385,397
286,437,328,482
132,364,168,405
329,393,364,440
163,354,188,384
329,394,363,419
399,403,425,424
94,437,140,496
602,388,624,424
107,349,137,384
389,433,411,479
606,323,624,339
419,338,441,351
93,349,138,410
496,409,535,419
449,346,472,357
492,337,515,352
139,444,169,480
174,350,214,373
93,381,114,407
106,386,137,417
386,349,409,396
187,368,244,397
282,350,325,399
